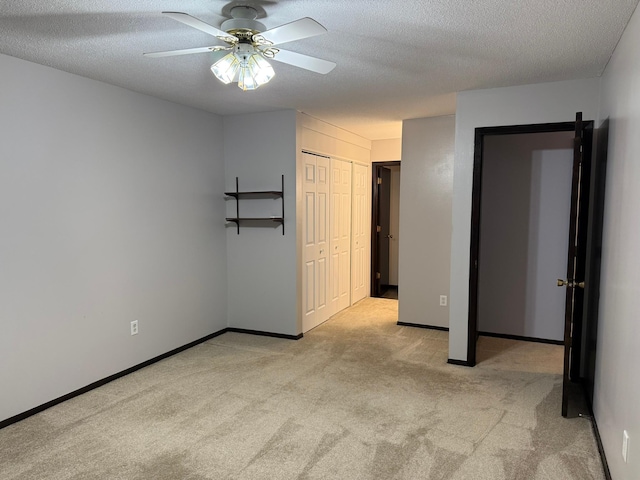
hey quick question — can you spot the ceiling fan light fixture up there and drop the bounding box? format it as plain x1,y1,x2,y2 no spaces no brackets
249,54,275,85
152,10,335,90
211,52,239,84
212,46,275,90
237,54,274,91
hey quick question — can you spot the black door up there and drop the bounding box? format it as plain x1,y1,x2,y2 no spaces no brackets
560,112,594,417
378,167,392,293
372,163,398,297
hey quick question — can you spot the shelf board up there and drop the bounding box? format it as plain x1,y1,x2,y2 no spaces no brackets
226,217,284,223
225,191,283,199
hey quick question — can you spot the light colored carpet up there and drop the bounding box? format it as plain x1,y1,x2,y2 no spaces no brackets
0,298,604,479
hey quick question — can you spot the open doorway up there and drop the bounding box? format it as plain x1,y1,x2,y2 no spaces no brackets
477,131,574,346
371,161,400,299
468,115,607,417
473,130,574,378
467,122,576,366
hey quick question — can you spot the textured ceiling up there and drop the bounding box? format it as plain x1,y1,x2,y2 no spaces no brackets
1,0,638,140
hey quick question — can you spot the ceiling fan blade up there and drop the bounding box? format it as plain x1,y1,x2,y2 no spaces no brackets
270,49,336,74
162,12,237,42
257,17,327,46
143,46,229,58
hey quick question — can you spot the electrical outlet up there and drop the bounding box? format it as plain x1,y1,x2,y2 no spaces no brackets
623,430,629,463
439,295,448,307
130,320,139,336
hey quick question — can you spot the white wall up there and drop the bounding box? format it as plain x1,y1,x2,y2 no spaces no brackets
596,4,640,479
371,138,402,162
398,115,455,328
478,132,573,341
298,114,372,164
224,110,298,335
450,78,600,360
0,54,228,423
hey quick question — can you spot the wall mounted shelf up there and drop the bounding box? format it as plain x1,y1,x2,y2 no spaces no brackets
225,175,284,235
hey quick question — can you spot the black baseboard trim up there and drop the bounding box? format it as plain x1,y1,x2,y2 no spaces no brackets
588,415,612,480
447,359,475,367
581,383,612,480
397,322,449,332
1,325,304,430
478,331,563,345
226,327,303,340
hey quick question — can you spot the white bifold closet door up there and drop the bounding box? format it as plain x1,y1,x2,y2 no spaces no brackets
302,152,330,333
330,158,352,314
351,163,368,304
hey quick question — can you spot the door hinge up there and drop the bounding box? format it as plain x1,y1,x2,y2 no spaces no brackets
377,177,383,185
376,225,382,233
376,272,381,279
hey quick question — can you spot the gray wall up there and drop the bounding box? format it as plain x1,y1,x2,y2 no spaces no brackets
398,115,454,328
0,53,228,423
478,132,573,341
596,4,640,478
223,111,298,336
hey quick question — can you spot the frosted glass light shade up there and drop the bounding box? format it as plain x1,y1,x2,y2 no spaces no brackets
237,54,275,91
238,65,257,91
249,54,275,85
211,53,240,84
211,50,275,90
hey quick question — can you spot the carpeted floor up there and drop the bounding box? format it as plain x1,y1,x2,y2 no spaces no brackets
0,298,604,479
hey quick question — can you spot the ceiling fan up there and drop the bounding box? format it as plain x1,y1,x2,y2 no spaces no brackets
144,6,336,91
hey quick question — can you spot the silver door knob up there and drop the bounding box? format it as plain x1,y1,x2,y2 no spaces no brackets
386,234,393,239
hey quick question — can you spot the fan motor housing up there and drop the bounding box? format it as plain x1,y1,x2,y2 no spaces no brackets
221,6,265,36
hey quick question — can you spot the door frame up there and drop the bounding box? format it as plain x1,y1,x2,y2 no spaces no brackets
467,121,576,366
371,161,401,297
